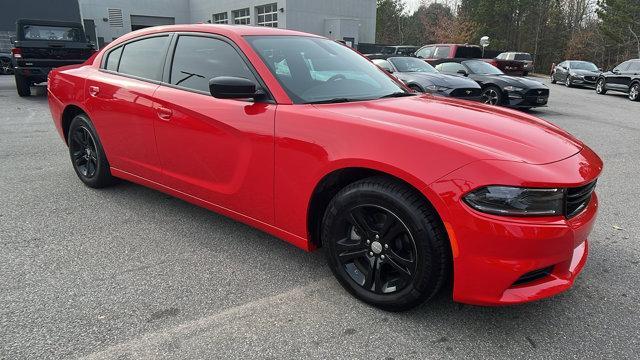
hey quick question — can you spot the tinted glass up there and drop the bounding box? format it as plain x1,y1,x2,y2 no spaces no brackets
433,46,450,59
416,46,433,59
118,36,170,80
614,61,631,72
389,57,437,73
569,61,598,71
514,53,532,61
170,36,256,92
435,62,466,74
23,25,83,41
628,61,640,72
397,47,417,55
372,59,394,72
247,36,407,104
105,46,122,71
463,60,504,75
381,47,396,54
454,46,482,58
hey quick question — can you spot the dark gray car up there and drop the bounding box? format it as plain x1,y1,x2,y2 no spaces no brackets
551,60,601,88
372,57,481,101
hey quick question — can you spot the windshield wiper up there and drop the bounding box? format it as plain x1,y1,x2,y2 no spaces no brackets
378,92,415,99
307,98,354,104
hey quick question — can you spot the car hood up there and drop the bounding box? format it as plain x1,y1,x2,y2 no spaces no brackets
315,96,582,165
570,69,601,76
400,72,480,88
478,74,547,88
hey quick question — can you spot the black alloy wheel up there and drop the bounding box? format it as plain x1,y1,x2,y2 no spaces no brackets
629,83,640,101
596,78,607,94
481,86,502,105
68,114,115,188
323,177,450,311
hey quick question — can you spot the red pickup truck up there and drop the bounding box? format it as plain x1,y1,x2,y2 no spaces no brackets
415,44,525,75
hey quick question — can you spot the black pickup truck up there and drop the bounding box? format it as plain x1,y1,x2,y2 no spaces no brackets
11,19,95,96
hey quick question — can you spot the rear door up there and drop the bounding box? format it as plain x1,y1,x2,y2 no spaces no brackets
622,60,640,90
152,34,276,223
85,34,172,182
608,61,631,90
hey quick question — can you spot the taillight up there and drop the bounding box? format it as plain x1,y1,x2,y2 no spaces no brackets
11,48,22,58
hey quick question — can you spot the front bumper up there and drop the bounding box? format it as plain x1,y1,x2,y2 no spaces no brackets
429,147,602,305
505,89,549,108
569,77,597,88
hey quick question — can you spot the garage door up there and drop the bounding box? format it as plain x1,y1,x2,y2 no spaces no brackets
130,15,175,31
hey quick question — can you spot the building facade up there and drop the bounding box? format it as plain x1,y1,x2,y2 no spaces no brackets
1,0,376,51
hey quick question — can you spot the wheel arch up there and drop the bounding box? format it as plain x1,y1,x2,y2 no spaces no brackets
61,104,88,144
306,165,450,253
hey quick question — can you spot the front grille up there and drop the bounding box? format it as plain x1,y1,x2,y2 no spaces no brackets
565,180,597,218
450,88,481,98
525,88,550,97
513,266,554,286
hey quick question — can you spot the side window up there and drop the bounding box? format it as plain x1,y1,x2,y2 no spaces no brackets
628,61,640,72
433,46,451,59
416,46,433,59
614,61,630,72
104,46,122,71
118,36,170,80
170,35,257,92
435,62,466,74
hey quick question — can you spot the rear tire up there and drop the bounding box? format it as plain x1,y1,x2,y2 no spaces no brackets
322,176,450,311
68,114,115,188
596,78,607,94
628,83,640,101
15,74,31,97
0,57,13,75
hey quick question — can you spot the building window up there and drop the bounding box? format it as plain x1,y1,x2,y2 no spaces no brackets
212,12,228,24
256,3,278,27
232,8,250,25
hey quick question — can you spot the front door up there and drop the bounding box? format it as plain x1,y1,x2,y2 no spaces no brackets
152,35,275,223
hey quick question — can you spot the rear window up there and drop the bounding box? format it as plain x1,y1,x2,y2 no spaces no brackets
514,53,532,61
454,46,482,58
118,36,170,80
22,25,83,41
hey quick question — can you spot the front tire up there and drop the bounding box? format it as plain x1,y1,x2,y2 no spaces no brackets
15,74,31,97
322,177,450,311
481,85,503,106
629,83,640,101
68,114,115,188
596,78,607,94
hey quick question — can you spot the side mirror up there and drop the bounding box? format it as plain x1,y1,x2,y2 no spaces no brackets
383,67,394,74
209,76,263,99
598,67,603,72
612,69,620,74
457,69,468,76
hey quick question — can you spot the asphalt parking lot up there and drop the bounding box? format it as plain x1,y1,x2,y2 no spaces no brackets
0,74,638,359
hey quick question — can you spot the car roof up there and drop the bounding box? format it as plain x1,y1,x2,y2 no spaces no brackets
111,24,322,45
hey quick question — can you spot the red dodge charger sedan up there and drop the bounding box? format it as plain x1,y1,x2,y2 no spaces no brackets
47,25,602,310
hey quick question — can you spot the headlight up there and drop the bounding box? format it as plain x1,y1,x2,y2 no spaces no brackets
425,85,451,93
503,86,524,92
463,186,564,216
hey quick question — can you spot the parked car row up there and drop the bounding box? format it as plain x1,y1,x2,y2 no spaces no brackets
551,58,640,102
373,56,548,110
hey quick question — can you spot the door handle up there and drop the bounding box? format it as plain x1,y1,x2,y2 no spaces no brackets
88,86,99,97
156,107,173,120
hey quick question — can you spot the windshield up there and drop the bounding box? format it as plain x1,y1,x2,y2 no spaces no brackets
246,36,408,104
22,25,82,41
389,57,438,73
570,61,598,71
462,60,504,75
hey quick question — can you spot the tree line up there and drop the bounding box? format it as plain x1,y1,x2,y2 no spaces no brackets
376,0,640,72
